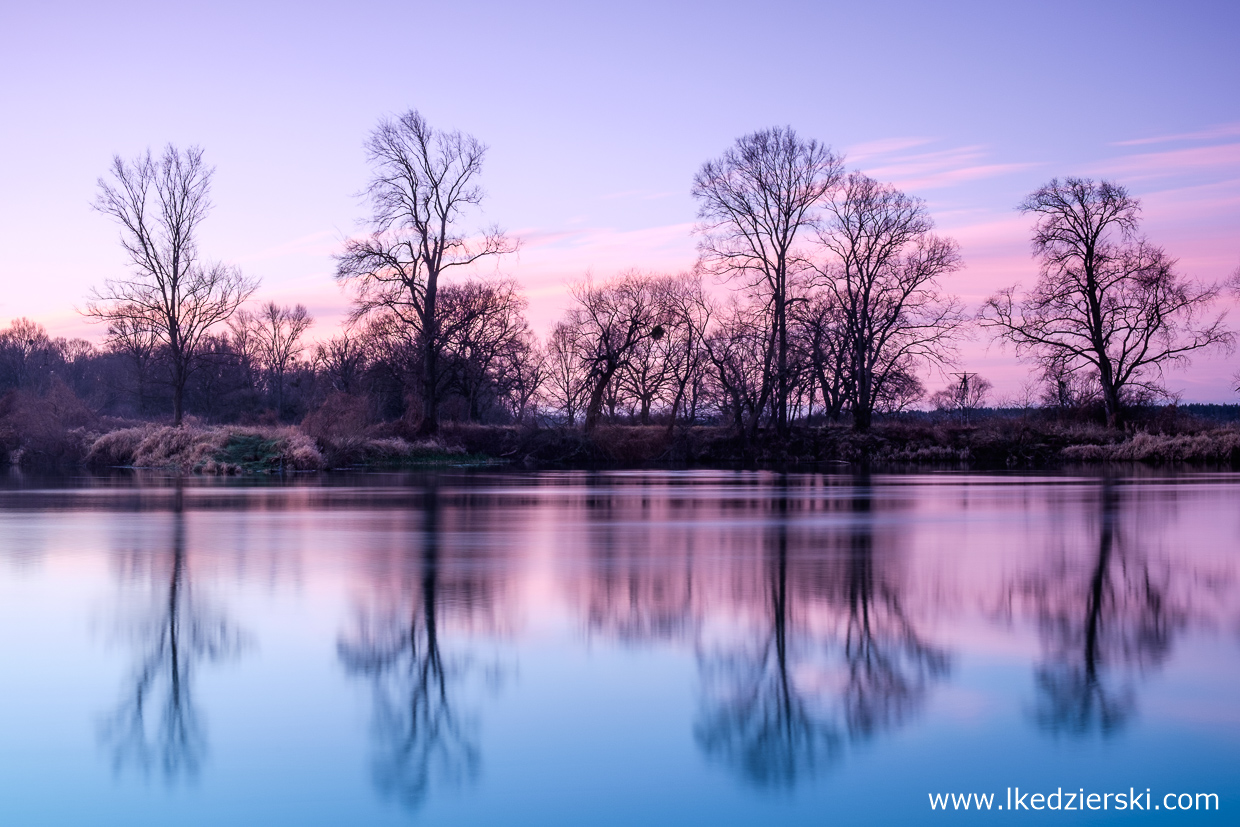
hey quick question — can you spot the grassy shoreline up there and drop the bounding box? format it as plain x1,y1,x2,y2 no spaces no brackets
4,418,1237,474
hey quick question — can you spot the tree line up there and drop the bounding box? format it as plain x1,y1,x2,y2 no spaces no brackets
5,112,1233,434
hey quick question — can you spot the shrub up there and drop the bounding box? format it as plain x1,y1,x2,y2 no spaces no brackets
84,424,325,473
0,381,97,467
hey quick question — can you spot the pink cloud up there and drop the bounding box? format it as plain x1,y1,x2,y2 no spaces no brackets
597,189,678,201
1112,122,1240,147
507,222,698,331
234,230,340,265
844,136,935,162
850,142,1037,192
1089,142,1240,181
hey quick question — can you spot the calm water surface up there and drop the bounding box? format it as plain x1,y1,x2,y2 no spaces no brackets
0,470,1237,825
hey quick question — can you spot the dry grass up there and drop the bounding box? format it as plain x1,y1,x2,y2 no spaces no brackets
316,434,470,468
85,424,325,473
1060,429,1240,464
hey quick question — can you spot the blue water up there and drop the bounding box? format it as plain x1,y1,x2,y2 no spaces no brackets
0,470,1236,824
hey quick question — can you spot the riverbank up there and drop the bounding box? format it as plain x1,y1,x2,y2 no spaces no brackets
3,383,1239,472
439,420,1240,470
5,418,1240,473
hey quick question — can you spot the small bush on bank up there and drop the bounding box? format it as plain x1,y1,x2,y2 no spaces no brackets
315,434,472,468
0,381,98,468
301,392,375,441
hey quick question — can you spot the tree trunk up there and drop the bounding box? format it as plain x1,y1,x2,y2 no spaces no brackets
853,361,872,432
419,343,439,436
775,283,788,436
1098,363,1122,429
584,367,617,433
172,359,186,426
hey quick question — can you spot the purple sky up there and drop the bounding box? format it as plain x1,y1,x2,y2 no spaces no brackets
2,0,1237,401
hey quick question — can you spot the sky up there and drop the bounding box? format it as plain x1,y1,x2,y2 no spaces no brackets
1,0,1237,401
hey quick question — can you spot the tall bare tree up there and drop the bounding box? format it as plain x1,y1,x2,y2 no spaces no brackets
86,145,257,425
980,178,1232,427
692,127,843,435
816,174,965,431
335,110,517,436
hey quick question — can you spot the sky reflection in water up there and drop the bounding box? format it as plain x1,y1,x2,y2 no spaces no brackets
0,471,1237,825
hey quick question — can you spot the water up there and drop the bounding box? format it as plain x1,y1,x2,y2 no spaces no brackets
0,470,1237,825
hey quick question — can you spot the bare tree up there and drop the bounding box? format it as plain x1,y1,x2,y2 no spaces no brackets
564,272,668,432
616,328,676,425
659,273,713,432
86,145,257,425
226,309,264,393
545,322,589,426
0,317,55,391
692,127,844,435
792,292,852,422
248,302,313,416
980,178,1232,427
314,331,369,394
335,110,517,436
105,316,160,412
816,174,965,431
438,279,531,422
702,299,771,432
929,373,993,423
494,330,545,425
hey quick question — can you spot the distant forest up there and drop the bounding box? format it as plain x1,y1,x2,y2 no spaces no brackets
3,111,1238,451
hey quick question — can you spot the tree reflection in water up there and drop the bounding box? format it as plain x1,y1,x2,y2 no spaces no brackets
102,485,245,781
338,484,495,811
695,477,948,788
1013,479,1190,737
580,480,701,644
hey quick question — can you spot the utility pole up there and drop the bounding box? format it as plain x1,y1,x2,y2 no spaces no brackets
951,372,976,424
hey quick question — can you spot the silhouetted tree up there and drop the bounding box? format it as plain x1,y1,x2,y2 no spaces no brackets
335,110,517,436
816,173,965,431
314,331,369,394
693,127,843,436
792,292,852,422
104,316,159,413
702,299,769,432
438,279,533,422
659,273,712,431
545,322,589,425
233,302,313,417
980,178,1232,428
564,272,669,432
86,145,257,424
0,318,55,391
